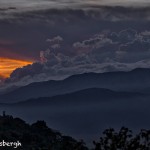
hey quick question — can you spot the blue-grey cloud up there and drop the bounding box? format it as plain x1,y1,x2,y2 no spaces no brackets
0,0,150,10
3,29,150,87
0,1,150,21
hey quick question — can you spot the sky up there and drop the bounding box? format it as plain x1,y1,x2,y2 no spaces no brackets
0,0,150,19
0,58,32,78
1,0,150,88
0,0,150,9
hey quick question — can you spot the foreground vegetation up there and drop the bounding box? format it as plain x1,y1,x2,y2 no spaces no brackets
0,114,149,150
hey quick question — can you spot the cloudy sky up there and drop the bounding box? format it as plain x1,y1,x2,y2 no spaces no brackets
0,0,150,88
0,0,150,9
0,0,150,18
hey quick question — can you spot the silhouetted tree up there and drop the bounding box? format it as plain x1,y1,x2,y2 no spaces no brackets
93,127,150,150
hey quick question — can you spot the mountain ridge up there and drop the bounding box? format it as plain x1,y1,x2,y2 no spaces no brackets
7,87,146,107
1,68,150,103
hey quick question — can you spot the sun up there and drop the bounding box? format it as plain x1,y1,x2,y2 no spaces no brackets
0,57,33,78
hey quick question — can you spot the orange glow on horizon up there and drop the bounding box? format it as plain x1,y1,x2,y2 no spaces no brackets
0,57,33,78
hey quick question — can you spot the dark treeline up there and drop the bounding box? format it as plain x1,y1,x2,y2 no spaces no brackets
0,114,149,150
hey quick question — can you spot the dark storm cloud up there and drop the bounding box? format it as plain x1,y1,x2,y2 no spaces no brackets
0,0,150,11
0,0,150,22
4,29,150,87
108,29,137,44
1,2,150,61
46,36,63,49
117,39,150,63
73,33,112,49
1,1,150,87
0,7,16,11
2,6,150,22
0,0,149,8
1,6,150,62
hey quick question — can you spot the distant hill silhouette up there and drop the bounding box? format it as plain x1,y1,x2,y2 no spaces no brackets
9,88,146,107
1,68,150,103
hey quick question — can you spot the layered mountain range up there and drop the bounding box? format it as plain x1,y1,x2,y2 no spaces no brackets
1,68,150,103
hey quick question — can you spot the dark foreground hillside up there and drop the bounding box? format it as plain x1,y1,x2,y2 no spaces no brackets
0,113,88,150
0,113,149,150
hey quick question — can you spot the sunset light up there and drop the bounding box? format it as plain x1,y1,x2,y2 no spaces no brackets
0,57,33,78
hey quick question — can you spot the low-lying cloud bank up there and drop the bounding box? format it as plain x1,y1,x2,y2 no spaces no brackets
0,0,150,11
3,29,150,87
1,6,150,22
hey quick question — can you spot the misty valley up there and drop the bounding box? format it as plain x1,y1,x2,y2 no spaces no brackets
0,69,150,147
